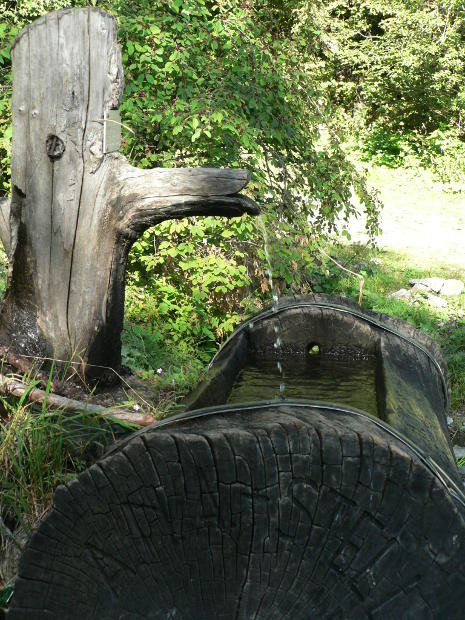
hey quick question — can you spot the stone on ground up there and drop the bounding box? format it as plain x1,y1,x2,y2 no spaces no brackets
441,279,465,297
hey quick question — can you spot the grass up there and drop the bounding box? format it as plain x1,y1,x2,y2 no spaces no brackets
121,323,206,399
319,159,465,457
316,242,465,411
0,328,206,591
335,162,465,418
0,390,122,588
348,164,465,271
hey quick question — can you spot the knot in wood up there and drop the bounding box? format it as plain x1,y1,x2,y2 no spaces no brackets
46,134,65,161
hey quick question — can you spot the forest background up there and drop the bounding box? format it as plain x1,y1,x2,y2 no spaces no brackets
1,0,465,588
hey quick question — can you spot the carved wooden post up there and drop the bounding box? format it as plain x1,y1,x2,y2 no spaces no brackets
0,8,257,379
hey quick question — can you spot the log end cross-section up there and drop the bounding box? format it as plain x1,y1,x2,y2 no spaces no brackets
8,406,465,619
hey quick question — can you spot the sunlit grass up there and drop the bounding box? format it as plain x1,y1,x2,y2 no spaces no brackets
0,385,121,588
316,241,465,418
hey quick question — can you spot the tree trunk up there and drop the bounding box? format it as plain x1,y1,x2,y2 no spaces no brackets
0,8,257,380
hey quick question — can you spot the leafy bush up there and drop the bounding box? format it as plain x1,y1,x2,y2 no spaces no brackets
319,0,465,180
114,0,381,349
121,323,205,388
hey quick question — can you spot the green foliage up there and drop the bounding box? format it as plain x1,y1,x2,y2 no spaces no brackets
0,394,115,541
354,125,465,188
0,585,13,606
116,0,382,349
2,0,464,578
443,324,465,412
323,0,465,130
320,0,465,183
126,215,256,355
121,323,205,391
0,0,382,353
421,125,465,186
115,0,379,226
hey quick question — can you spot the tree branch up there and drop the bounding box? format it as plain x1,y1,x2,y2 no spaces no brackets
113,157,259,234
0,373,155,428
119,194,259,236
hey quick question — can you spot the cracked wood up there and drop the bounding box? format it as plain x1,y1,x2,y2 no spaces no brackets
0,7,258,379
8,406,465,618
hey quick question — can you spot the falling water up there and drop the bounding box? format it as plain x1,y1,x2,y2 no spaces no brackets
258,215,285,396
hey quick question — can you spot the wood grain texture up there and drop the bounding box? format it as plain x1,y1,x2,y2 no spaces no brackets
8,405,465,618
0,7,257,378
191,293,459,486
0,196,10,255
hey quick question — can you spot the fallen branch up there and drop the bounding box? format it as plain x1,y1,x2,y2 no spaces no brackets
0,374,156,428
0,346,61,391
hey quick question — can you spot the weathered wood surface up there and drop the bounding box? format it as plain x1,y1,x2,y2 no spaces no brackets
0,8,257,379
0,196,10,255
190,294,459,485
9,405,465,618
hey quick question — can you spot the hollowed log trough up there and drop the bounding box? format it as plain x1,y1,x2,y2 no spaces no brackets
8,295,465,618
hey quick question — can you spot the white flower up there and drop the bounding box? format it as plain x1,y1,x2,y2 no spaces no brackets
133,404,140,411
157,367,163,375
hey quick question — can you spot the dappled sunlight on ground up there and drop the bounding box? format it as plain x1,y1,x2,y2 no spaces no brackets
348,165,465,274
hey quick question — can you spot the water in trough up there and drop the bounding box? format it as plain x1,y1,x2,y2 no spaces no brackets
226,354,379,416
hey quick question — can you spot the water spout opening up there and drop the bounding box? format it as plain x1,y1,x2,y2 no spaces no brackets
308,343,321,356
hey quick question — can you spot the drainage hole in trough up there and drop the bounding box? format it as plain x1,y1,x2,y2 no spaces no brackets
308,343,320,356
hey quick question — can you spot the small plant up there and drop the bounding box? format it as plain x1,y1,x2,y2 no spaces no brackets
0,585,13,606
121,322,206,395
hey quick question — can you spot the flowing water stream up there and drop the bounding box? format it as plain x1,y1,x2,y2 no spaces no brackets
258,215,285,395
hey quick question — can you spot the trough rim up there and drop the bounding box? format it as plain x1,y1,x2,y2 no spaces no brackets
104,399,465,509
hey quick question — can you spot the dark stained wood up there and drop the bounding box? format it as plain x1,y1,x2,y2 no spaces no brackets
189,293,459,485
0,8,257,380
8,405,465,618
